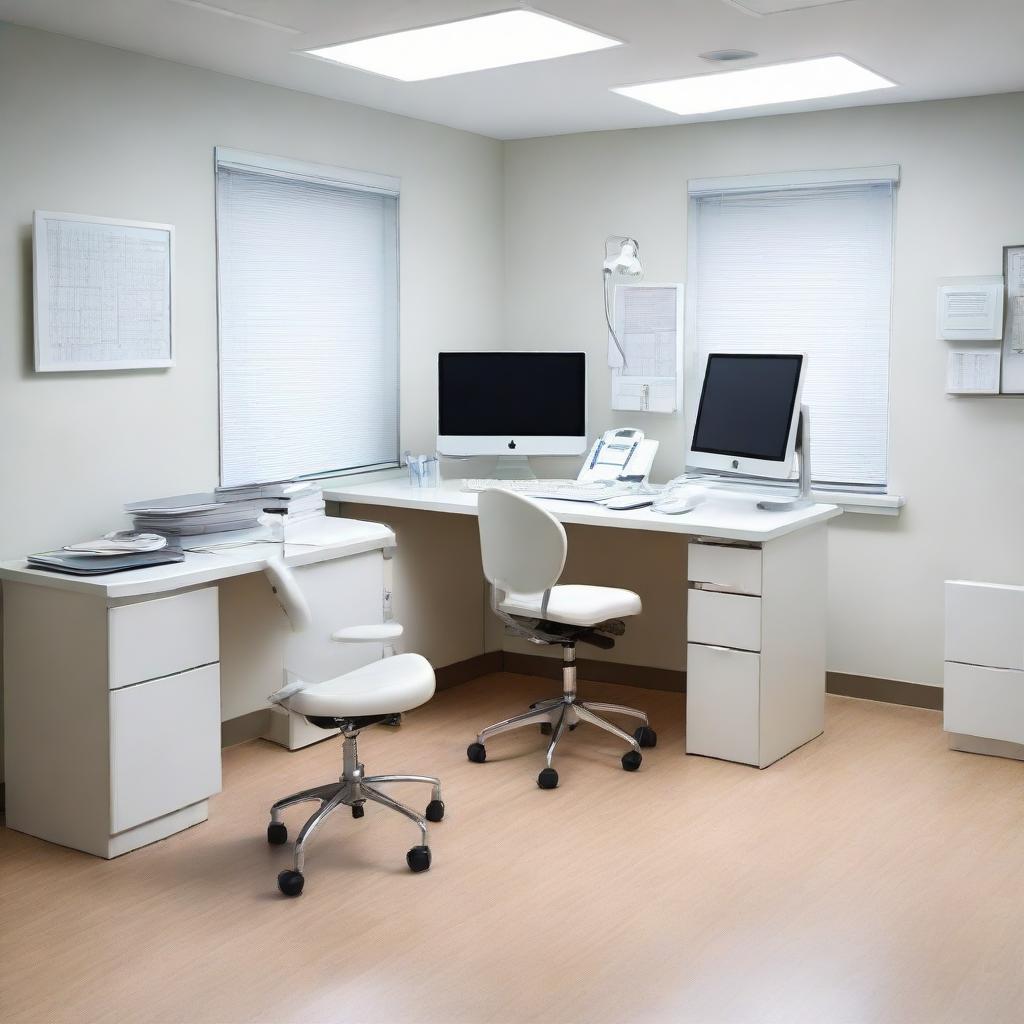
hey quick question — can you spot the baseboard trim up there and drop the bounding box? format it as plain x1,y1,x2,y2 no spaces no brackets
490,653,943,710
221,709,270,748
436,651,503,691
825,672,943,711
503,652,685,692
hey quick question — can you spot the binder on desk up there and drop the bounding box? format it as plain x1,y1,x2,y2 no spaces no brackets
26,548,185,576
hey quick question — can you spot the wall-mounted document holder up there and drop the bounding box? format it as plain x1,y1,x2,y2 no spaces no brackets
1002,245,1024,395
937,275,1005,395
607,283,683,413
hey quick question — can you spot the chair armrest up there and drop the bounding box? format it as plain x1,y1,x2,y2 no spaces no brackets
331,623,404,644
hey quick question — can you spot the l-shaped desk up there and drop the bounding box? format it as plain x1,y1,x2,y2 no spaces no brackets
325,475,842,770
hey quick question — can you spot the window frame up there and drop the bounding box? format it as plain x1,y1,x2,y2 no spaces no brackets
214,147,401,486
684,164,902,511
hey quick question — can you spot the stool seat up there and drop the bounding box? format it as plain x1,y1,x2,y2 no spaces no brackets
285,653,435,719
500,584,641,627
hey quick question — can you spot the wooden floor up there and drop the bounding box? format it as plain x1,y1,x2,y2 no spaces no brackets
3,673,1024,1024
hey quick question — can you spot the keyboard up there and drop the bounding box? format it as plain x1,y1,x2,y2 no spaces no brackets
461,478,640,503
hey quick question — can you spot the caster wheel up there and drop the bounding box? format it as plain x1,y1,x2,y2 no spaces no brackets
277,869,304,897
467,742,487,763
540,722,553,735
634,725,657,748
621,750,643,772
537,767,559,789
383,713,402,727
425,799,445,823
267,822,287,845
352,803,365,819
407,845,432,873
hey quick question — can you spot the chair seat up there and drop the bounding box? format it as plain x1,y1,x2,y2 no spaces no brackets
284,653,436,719
500,584,641,627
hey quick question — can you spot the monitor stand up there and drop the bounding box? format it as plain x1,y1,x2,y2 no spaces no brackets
758,405,813,512
491,455,536,480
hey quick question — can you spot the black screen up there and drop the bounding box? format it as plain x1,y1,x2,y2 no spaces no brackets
691,354,803,462
438,352,586,437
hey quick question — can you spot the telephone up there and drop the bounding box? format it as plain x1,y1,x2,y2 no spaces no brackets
578,428,659,485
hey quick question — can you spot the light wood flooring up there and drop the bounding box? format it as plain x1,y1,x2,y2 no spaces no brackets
3,673,1024,1024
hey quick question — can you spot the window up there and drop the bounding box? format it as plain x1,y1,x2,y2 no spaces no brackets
687,167,897,491
215,149,399,486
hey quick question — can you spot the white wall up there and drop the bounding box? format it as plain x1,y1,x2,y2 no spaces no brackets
0,22,504,560
503,93,1024,688
0,23,504,779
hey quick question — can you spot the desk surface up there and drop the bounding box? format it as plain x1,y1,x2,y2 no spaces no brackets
324,478,841,543
0,517,395,601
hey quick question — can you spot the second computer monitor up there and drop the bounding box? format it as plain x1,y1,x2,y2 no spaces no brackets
688,353,805,480
437,351,587,457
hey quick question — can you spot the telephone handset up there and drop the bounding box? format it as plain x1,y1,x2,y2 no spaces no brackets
578,428,659,485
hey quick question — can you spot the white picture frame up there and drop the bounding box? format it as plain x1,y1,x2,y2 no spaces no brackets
936,275,1004,342
33,210,174,372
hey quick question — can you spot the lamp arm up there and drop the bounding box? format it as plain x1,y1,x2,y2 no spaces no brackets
604,268,628,366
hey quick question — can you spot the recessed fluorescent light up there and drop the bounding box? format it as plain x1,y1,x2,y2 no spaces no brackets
612,56,894,117
304,9,621,82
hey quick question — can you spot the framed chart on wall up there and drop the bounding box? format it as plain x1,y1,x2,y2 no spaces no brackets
1003,244,1024,394
33,210,174,372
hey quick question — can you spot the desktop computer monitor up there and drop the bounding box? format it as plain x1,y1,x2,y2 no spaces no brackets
437,351,587,457
687,353,806,480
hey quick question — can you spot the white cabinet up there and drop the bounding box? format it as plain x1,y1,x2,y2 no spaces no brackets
685,526,827,768
110,664,222,833
945,580,1024,758
686,644,760,764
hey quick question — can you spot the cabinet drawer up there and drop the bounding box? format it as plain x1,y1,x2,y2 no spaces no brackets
944,661,1024,745
945,581,1024,671
108,587,219,689
686,643,760,765
688,543,761,596
110,663,222,834
688,589,761,652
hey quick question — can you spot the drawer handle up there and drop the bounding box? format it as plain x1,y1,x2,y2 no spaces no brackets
701,644,737,653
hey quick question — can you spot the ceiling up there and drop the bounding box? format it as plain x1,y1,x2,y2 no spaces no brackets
2,0,1023,139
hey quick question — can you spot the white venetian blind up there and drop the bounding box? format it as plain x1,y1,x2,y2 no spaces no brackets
216,151,399,486
690,171,896,489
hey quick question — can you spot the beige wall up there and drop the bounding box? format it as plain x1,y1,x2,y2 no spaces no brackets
0,23,504,560
503,93,1024,688
0,23,504,780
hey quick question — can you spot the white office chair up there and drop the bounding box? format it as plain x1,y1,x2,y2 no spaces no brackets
262,559,444,897
467,489,656,788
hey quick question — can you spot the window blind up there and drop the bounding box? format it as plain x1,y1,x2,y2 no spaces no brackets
216,153,399,486
689,176,895,489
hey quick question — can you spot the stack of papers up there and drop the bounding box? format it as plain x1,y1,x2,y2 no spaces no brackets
127,482,327,540
219,480,327,526
125,492,266,536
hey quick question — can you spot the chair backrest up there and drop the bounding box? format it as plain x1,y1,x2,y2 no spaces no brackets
477,488,567,595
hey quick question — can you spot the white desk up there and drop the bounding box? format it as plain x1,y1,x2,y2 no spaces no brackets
324,476,839,543
326,477,842,770
1,518,395,858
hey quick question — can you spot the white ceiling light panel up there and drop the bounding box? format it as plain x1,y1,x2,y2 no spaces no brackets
305,9,621,82
613,55,895,117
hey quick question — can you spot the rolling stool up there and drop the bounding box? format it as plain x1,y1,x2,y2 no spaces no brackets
263,558,443,896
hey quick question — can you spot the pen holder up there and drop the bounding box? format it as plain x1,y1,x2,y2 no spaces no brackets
405,453,440,488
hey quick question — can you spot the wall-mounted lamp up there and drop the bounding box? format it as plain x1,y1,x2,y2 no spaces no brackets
603,235,643,364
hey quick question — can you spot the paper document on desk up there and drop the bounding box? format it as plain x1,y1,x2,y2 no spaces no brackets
608,283,683,413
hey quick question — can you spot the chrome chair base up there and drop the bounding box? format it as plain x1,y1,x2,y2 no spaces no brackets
468,692,656,788
268,730,443,894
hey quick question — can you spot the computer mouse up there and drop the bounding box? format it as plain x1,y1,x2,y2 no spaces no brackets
653,488,707,515
603,495,655,510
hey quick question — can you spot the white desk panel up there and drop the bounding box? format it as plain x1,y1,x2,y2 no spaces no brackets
323,477,841,543
0,518,395,601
